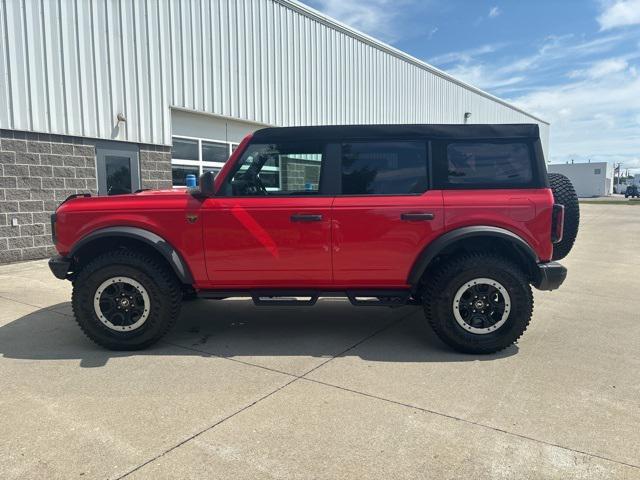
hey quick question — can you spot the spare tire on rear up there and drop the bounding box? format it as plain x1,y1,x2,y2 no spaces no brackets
548,172,579,260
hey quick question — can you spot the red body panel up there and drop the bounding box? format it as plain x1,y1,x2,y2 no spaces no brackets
54,134,556,290
442,189,554,262
201,196,332,288
332,192,444,288
55,190,209,283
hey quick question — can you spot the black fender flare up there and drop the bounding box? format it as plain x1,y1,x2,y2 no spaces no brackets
407,226,539,288
70,226,194,284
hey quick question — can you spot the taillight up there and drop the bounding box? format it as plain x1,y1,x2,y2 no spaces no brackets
551,204,564,243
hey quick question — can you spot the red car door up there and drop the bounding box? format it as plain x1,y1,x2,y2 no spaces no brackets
331,140,445,288
202,141,332,289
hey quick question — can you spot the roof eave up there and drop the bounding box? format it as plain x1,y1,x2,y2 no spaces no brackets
276,0,549,126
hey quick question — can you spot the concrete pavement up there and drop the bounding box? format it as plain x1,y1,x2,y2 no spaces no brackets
0,203,638,479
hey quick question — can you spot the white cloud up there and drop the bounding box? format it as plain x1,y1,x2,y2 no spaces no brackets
516,33,625,71
304,0,423,43
307,0,640,172
429,43,506,65
431,33,640,173
431,34,629,91
446,64,525,90
512,63,640,171
568,57,629,78
598,0,640,30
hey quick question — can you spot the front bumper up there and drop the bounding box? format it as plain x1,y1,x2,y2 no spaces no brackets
533,261,567,291
49,255,71,280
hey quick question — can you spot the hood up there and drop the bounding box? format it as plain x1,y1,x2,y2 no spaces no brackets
56,188,195,213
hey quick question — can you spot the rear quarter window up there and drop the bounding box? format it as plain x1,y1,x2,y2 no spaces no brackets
434,141,534,188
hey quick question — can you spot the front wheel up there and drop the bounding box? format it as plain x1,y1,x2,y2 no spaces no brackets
422,253,533,354
72,249,182,350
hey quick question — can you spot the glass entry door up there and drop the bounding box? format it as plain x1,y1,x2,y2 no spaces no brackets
96,143,141,195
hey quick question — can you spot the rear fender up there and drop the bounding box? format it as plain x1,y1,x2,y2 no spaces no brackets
408,226,539,290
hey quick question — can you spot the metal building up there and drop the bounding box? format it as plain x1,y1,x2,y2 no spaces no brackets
548,162,613,198
0,0,549,263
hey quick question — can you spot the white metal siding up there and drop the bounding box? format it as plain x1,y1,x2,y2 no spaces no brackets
548,163,611,197
0,0,549,148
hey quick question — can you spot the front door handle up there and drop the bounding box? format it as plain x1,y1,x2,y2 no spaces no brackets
291,213,323,222
401,212,435,221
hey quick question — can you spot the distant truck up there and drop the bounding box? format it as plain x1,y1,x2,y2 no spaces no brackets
625,185,639,198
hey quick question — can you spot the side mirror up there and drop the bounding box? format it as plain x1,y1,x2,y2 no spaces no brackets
197,171,216,197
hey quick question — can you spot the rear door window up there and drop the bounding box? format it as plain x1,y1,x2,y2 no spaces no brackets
340,141,428,195
443,142,532,187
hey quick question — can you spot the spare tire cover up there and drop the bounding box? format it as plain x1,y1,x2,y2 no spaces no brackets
548,172,580,260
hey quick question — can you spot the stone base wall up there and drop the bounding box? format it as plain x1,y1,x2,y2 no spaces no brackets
139,146,172,191
281,158,322,192
0,129,171,264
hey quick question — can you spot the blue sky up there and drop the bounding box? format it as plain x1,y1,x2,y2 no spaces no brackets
302,0,640,173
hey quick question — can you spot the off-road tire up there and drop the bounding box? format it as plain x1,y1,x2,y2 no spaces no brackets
422,253,533,354
548,172,579,260
72,249,182,350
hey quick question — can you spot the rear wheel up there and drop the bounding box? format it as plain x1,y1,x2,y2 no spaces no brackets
72,249,182,350
422,253,533,354
548,172,579,260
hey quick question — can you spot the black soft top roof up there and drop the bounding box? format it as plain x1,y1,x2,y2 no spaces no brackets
252,123,540,142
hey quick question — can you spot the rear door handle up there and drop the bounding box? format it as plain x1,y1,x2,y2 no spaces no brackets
291,213,323,222
401,212,435,221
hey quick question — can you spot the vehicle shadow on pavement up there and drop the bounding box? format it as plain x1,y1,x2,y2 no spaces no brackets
0,298,517,368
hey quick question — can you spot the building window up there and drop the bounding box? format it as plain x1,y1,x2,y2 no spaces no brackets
172,138,198,160
171,164,200,187
171,136,239,187
202,141,229,163
594,168,601,175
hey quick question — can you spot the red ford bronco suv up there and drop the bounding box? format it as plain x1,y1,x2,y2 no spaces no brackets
49,124,579,354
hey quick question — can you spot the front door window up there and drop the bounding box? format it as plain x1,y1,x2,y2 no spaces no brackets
222,142,324,196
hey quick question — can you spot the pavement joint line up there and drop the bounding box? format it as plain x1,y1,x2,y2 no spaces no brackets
132,307,640,476
0,294,72,319
540,289,632,303
164,307,418,381
301,377,640,472
296,308,418,379
2,283,632,470
116,310,416,479
114,374,301,480
163,341,299,379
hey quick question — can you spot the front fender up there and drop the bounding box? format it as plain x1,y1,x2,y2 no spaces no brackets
69,226,194,284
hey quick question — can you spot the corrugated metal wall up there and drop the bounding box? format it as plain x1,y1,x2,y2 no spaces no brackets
0,0,549,150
